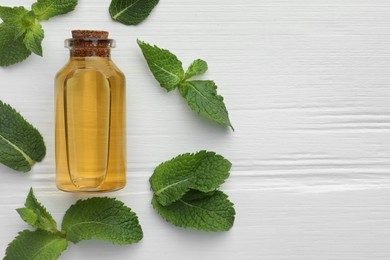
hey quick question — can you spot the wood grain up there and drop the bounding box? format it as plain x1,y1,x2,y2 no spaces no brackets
1,0,390,259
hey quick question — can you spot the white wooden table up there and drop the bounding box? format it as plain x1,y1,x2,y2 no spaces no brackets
1,0,390,259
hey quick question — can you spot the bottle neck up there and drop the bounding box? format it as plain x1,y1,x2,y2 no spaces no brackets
69,48,111,58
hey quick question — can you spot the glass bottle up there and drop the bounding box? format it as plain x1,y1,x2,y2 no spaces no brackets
55,30,126,192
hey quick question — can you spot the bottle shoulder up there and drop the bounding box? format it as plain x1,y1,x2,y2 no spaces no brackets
56,58,125,80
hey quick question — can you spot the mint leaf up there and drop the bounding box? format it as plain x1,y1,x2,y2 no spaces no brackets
137,39,184,91
0,23,31,67
17,188,58,233
16,208,38,226
32,0,78,21
179,80,233,130
4,229,68,260
185,59,208,79
0,7,35,37
0,6,23,22
152,190,235,231
110,0,159,25
150,151,231,206
0,100,46,172
62,197,143,245
23,19,44,56
0,6,29,24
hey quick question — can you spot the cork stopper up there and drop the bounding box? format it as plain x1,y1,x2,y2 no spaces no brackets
72,30,109,39
65,30,115,58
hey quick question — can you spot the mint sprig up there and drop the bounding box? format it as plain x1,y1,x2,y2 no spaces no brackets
150,151,235,232
0,0,78,66
0,100,46,172
4,188,143,259
137,40,234,130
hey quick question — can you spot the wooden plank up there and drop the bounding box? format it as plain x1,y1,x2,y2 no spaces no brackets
0,0,390,259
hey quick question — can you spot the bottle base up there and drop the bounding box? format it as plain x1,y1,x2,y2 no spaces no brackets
56,180,126,193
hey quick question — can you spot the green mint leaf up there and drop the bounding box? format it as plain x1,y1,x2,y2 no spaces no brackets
17,188,58,233
32,0,78,21
137,39,184,91
0,6,29,24
152,190,235,231
4,229,68,260
0,7,35,37
185,59,208,79
0,23,31,67
62,197,143,245
16,208,38,226
23,19,44,56
0,100,46,172
179,80,234,130
109,0,159,25
150,151,231,206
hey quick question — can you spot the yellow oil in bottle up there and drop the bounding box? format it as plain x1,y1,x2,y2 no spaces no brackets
55,31,126,192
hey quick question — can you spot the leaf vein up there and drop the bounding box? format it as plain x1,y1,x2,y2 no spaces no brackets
113,0,142,19
0,134,34,166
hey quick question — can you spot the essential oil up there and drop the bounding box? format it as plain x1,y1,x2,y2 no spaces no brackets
55,30,126,192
